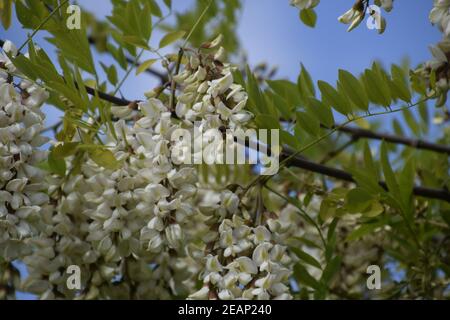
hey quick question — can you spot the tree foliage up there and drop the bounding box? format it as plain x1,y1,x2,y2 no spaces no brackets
0,0,449,300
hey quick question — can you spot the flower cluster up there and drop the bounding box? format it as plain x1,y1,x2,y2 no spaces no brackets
337,0,392,33
290,0,394,33
290,0,320,10
0,36,294,300
173,37,252,130
157,42,292,300
414,0,450,106
0,41,50,261
189,215,292,300
22,97,199,298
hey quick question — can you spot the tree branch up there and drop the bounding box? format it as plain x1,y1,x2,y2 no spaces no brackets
2,39,449,202
83,84,135,106
2,38,448,155
334,125,450,154
319,136,358,164
281,150,450,203
239,138,450,203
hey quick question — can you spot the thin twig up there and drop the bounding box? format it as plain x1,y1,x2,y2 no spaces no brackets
17,0,70,52
319,136,359,164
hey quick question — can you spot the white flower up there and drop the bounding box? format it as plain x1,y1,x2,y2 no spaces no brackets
165,223,183,249
188,286,210,300
207,73,234,97
290,0,319,10
375,0,393,12
338,2,365,32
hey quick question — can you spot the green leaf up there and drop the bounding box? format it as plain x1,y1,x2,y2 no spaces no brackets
363,141,378,180
159,30,186,48
293,263,322,291
48,149,67,176
46,11,96,75
362,201,384,217
108,0,152,51
391,64,412,103
1,0,13,29
325,228,337,263
296,111,320,137
267,79,302,108
73,65,90,111
362,69,391,107
101,63,118,86
246,65,267,114
320,256,341,285
305,97,334,128
398,158,415,207
280,130,300,149
318,80,351,116
298,63,315,97
402,109,420,136
418,100,429,125
327,218,339,242
106,43,128,70
380,141,400,196
346,221,385,241
338,69,369,111
52,142,80,159
122,35,151,50
148,0,162,17
392,118,405,136
88,149,120,170
349,168,385,195
299,8,317,28
136,58,158,75
9,54,38,81
255,114,280,130
345,188,373,213
319,200,336,221
266,92,292,120
291,247,322,269
410,72,427,96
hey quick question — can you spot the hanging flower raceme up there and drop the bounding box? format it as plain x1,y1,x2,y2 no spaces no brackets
173,38,252,130
22,97,200,298
430,0,450,37
160,40,292,300
188,204,293,300
414,0,450,107
0,41,50,261
0,33,291,300
338,0,367,33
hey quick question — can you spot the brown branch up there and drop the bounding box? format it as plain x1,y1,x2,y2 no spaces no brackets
334,125,450,154
319,136,359,164
2,39,449,202
2,39,449,155
238,137,450,203
84,85,134,106
281,151,450,203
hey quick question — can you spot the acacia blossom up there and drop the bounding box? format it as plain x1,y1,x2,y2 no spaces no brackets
0,41,50,261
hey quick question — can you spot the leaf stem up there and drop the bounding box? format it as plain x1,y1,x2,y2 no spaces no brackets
17,0,70,53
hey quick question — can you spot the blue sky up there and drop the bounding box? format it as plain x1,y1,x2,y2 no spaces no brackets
2,1,441,132
239,0,439,82
1,0,442,299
